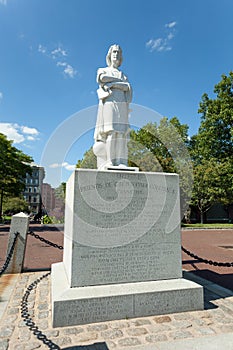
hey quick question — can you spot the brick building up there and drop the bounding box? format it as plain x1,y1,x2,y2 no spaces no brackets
41,183,65,220
41,183,55,214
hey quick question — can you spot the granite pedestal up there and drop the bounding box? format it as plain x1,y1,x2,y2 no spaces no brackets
51,169,203,327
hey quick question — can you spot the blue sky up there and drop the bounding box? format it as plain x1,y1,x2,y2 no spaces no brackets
0,0,233,187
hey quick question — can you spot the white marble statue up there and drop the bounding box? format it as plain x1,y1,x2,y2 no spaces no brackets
93,44,132,169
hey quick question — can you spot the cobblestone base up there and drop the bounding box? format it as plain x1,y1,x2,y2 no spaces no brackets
0,272,233,349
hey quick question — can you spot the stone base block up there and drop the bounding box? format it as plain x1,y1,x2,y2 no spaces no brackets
51,262,204,327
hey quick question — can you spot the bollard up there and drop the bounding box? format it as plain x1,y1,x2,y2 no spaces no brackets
6,212,30,273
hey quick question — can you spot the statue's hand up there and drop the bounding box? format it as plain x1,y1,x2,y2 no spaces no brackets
103,82,113,91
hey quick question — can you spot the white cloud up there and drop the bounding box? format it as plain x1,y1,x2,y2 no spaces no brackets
26,135,36,141
49,162,76,171
0,0,7,5
21,126,39,135
146,38,171,52
65,164,76,171
38,44,77,78
56,61,66,67
0,123,25,143
49,163,59,168
57,61,77,78
167,32,174,40
0,92,3,101
0,123,39,144
64,64,77,78
38,44,47,54
146,21,177,52
165,21,177,29
51,47,67,59
18,32,25,40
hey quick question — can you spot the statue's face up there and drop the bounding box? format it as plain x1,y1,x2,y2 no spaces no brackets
111,47,121,66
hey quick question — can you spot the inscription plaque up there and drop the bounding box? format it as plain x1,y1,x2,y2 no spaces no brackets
63,169,182,287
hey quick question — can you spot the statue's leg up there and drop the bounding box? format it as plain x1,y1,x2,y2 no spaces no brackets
105,132,117,166
93,141,107,169
115,132,128,166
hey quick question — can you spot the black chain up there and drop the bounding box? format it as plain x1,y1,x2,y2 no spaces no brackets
182,246,233,267
28,230,63,250
0,232,19,276
21,272,61,349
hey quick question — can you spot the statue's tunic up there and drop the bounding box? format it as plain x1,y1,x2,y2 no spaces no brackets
94,67,132,142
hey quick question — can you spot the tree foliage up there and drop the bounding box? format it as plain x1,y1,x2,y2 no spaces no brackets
54,182,66,200
76,148,97,169
190,72,233,220
0,133,33,217
197,73,233,161
128,117,189,173
3,197,29,215
128,117,192,216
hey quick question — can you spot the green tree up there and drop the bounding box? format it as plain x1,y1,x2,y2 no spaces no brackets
54,182,66,200
0,133,33,218
3,197,29,215
128,118,192,216
76,148,97,169
190,72,233,220
191,161,217,223
197,72,233,161
128,117,190,173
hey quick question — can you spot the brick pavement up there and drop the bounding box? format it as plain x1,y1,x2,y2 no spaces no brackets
0,270,233,349
1,226,233,349
0,225,63,271
1,226,233,291
182,229,233,291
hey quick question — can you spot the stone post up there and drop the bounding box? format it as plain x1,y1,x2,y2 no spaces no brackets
6,212,29,273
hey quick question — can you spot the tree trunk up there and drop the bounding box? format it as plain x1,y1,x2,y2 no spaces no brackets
0,188,4,220
200,211,204,224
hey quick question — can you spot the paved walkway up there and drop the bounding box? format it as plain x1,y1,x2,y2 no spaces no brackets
1,270,233,349
1,226,233,291
181,229,233,291
1,226,233,349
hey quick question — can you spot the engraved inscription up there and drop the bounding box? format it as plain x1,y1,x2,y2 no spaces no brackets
56,295,133,325
67,171,182,287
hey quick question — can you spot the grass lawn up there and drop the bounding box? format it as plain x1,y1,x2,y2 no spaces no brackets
182,223,233,229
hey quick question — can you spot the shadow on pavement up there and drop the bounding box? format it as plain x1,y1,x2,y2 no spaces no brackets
63,343,109,349
29,224,64,232
183,269,233,310
186,268,233,292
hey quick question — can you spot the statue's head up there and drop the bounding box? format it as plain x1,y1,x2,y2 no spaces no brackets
106,44,123,67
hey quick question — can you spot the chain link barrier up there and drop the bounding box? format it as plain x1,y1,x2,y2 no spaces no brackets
3,228,232,349
21,272,61,349
0,232,19,277
28,229,233,267
28,230,63,250
182,246,233,267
